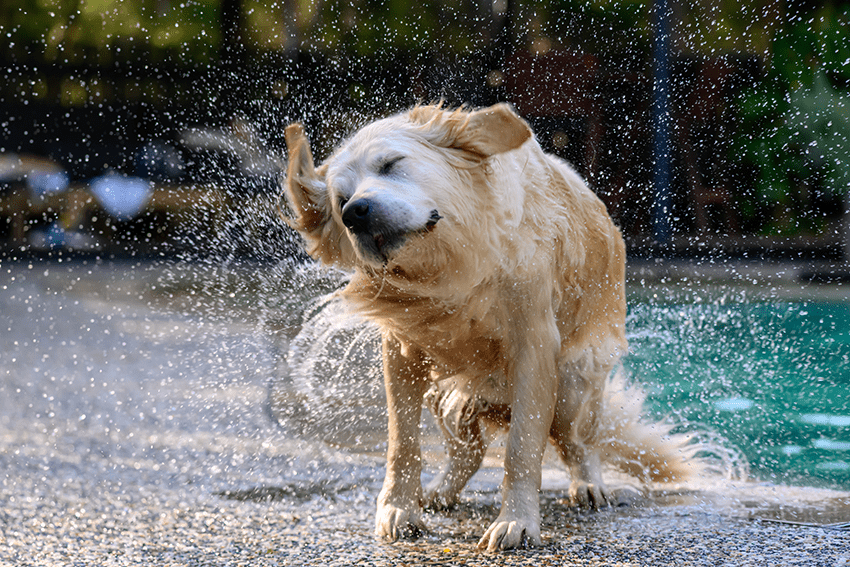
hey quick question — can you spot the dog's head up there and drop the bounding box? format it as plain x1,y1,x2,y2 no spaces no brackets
283,104,531,279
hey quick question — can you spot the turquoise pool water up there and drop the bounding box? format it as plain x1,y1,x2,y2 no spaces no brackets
626,293,850,490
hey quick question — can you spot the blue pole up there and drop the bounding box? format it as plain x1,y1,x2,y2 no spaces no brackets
652,0,672,246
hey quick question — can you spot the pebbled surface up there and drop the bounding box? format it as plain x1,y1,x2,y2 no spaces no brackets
0,258,848,566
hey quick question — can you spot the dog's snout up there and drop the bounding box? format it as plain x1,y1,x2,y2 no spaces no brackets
342,198,374,233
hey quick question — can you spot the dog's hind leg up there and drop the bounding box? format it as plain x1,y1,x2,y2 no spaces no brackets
422,424,486,510
422,384,489,509
549,361,613,509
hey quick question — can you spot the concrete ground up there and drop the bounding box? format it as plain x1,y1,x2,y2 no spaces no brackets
0,257,848,566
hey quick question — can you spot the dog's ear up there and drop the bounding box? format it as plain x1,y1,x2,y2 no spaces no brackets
459,103,532,157
283,124,328,235
283,124,354,266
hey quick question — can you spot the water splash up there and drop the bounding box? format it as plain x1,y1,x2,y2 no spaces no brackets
281,292,387,449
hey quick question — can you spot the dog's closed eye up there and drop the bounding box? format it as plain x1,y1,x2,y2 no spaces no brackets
377,157,404,175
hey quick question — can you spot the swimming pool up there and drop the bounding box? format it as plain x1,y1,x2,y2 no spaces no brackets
626,286,850,490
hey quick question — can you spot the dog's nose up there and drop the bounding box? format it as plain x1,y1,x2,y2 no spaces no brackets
342,198,373,233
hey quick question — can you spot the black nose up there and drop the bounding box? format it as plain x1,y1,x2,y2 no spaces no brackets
342,198,373,233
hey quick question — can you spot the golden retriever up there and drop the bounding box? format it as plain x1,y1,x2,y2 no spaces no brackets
282,103,694,551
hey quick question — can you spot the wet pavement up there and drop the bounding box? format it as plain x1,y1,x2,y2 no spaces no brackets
1,257,849,565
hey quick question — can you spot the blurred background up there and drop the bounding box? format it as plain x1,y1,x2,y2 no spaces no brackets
1,0,849,261
1,7,850,557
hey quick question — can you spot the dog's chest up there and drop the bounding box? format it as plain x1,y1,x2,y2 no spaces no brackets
398,324,513,405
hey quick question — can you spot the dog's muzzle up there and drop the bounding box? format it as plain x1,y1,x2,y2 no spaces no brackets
342,198,441,262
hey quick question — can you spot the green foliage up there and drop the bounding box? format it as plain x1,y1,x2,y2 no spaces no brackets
734,5,850,235
1,0,220,63
307,0,443,55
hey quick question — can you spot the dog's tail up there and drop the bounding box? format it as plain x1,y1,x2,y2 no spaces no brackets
598,370,705,483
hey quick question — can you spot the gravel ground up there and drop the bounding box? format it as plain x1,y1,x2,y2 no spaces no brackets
1,257,848,566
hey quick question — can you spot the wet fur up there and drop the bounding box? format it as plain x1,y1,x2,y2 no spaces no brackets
283,104,695,551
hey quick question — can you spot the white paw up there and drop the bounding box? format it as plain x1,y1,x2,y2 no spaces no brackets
375,503,425,541
477,513,541,551
568,480,612,510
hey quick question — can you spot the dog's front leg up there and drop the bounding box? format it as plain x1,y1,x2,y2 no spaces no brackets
478,321,559,551
375,334,430,541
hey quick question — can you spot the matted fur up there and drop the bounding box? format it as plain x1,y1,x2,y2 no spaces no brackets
283,103,696,551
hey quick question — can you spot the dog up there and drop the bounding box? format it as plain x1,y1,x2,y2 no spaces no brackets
282,103,694,551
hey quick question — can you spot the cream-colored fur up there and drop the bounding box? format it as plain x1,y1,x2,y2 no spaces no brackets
283,104,694,551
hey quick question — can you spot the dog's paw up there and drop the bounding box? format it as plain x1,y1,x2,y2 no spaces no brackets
568,480,612,510
477,514,541,551
610,485,644,507
422,486,457,511
375,503,425,541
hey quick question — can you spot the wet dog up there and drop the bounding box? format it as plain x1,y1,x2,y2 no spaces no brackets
282,104,694,550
